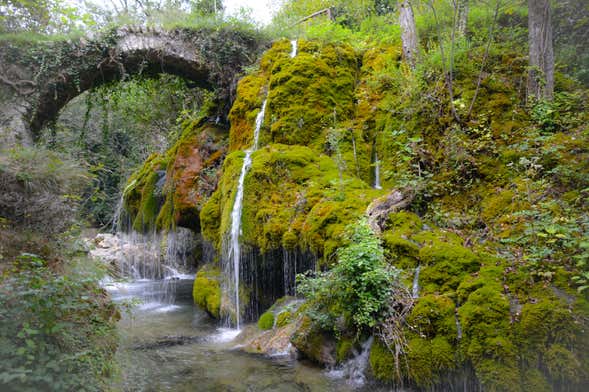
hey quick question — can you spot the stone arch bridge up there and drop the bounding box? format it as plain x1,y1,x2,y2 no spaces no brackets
0,26,265,145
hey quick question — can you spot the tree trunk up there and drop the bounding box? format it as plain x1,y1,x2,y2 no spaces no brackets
399,0,418,68
527,0,554,101
457,0,469,36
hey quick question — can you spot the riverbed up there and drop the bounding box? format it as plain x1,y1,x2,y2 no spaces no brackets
105,278,360,392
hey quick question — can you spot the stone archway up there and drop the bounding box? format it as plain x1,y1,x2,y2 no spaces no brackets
0,25,265,145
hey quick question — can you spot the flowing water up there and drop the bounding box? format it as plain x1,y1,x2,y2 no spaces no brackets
290,39,297,58
327,337,374,388
412,265,421,299
106,276,369,391
374,153,382,190
223,100,267,329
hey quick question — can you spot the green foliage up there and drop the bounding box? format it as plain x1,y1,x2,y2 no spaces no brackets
0,0,96,35
0,146,88,259
257,311,275,330
0,255,119,391
275,311,292,328
297,218,400,332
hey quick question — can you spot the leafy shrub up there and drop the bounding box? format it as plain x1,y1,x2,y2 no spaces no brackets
0,255,119,391
0,147,87,238
297,218,401,332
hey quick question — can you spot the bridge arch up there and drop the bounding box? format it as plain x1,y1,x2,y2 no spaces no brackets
0,26,265,145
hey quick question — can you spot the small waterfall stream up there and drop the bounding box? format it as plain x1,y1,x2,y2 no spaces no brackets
327,337,374,387
224,99,267,329
374,153,382,190
290,39,297,58
412,265,421,299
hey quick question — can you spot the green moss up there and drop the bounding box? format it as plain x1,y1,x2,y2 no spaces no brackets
369,339,398,382
264,41,358,149
202,143,380,263
275,310,292,328
480,189,515,222
132,170,161,232
192,264,221,318
258,311,275,330
475,359,521,392
336,338,354,363
382,211,422,264
408,294,457,338
418,241,481,294
544,344,582,384
518,298,578,350
406,336,455,388
521,368,552,392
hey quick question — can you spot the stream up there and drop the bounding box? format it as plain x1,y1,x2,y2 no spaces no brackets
105,278,361,392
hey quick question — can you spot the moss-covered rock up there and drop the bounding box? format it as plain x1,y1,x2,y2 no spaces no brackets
122,119,226,233
201,143,381,263
192,264,221,318
369,339,398,382
257,311,275,330
290,315,337,366
118,37,588,391
275,310,292,328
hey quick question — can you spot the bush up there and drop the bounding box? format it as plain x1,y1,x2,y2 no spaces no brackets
0,147,87,247
0,255,119,391
297,218,401,332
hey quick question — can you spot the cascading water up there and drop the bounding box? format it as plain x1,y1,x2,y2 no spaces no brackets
290,39,297,58
374,152,382,190
412,264,421,299
224,99,267,329
94,228,198,307
282,248,317,297
455,312,463,340
327,337,374,387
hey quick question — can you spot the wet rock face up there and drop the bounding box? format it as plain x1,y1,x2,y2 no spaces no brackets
88,229,199,279
240,298,305,359
290,316,337,367
121,121,227,233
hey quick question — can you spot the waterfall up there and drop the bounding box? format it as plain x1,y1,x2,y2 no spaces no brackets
374,153,382,190
290,39,297,58
93,228,198,305
455,312,463,340
111,193,124,233
412,265,421,299
327,337,374,387
282,248,317,297
225,99,267,329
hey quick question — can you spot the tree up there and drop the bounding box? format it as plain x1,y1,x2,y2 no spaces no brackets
374,0,395,15
527,0,554,101
399,0,418,68
192,0,223,15
0,0,55,33
457,0,469,36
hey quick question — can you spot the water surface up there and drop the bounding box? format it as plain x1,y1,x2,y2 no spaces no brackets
107,279,358,392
